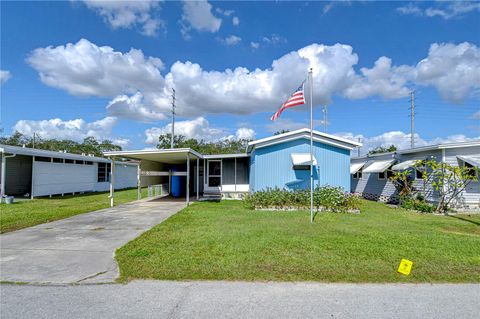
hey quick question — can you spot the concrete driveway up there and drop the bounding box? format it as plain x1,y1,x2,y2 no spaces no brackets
0,198,185,284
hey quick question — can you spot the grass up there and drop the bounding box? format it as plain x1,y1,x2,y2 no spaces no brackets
0,188,147,233
116,200,480,283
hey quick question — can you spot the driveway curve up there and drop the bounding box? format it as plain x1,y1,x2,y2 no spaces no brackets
0,197,185,284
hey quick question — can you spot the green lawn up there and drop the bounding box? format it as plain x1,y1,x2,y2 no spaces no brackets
0,188,147,233
116,200,480,283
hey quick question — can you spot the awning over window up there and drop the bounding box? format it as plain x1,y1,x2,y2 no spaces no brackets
291,153,317,166
362,159,395,173
457,155,480,168
350,162,366,174
391,159,418,171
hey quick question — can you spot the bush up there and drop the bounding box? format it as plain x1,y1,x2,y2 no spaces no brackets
244,186,361,213
400,198,435,213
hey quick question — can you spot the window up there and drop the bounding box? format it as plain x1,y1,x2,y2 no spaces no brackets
378,171,386,180
85,161,93,165
353,171,363,179
207,160,221,187
415,168,424,179
464,162,478,178
293,165,310,170
75,160,84,165
52,158,64,163
65,159,74,164
35,156,51,162
386,170,395,179
97,162,111,182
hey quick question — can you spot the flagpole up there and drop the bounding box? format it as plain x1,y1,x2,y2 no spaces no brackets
309,68,313,223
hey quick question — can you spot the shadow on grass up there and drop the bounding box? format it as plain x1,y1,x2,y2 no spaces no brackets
448,215,480,226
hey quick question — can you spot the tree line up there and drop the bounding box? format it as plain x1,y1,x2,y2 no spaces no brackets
0,131,122,157
157,133,251,154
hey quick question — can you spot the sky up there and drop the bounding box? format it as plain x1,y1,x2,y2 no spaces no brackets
0,0,479,154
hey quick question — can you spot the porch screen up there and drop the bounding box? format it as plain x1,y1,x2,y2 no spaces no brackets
222,159,235,184
236,157,249,184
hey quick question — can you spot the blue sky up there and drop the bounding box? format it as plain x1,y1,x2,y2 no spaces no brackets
1,1,479,153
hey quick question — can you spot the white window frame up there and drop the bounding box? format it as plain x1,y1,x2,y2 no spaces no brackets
207,160,222,189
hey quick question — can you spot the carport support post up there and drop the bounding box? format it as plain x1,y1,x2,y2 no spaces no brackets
109,157,115,207
196,157,199,200
0,152,5,198
186,153,190,205
137,164,141,200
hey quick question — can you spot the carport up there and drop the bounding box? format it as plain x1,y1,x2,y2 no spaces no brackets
104,148,203,207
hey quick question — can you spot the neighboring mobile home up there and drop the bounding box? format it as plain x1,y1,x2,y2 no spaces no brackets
0,144,138,198
104,128,362,204
350,141,480,209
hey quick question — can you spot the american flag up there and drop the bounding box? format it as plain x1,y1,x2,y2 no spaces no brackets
270,82,305,121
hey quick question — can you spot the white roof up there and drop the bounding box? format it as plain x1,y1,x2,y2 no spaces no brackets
391,160,418,171
104,148,202,164
398,140,480,154
350,162,366,174
0,144,110,163
457,155,480,168
291,153,317,166
363,159,395,173
203,153,250,159
247,128,362,152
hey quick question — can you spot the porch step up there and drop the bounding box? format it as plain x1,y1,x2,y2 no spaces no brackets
200,193,222,201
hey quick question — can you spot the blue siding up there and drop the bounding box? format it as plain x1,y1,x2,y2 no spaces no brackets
250,138,350,192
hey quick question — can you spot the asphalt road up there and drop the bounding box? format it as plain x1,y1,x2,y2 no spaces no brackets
1,281,479,319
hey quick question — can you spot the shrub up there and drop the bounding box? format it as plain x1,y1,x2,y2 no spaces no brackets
400,198,435,213
244,186,361,213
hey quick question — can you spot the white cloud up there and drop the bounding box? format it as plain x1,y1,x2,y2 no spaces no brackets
216,8,234,17
27,38,165,97
413,42,480,103
397,1,480,20
265,118,325,134
219,35,241,46
250,42,260,49
28,39,480,122
262,34,287,45
106,92,166,122
180,0,222,37
232,16,239,26
336,130,480,156
0,70,11,84
235,127,255,140
81,0,163,36
13,116,128,146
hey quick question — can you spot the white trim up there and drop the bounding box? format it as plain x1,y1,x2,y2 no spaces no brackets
350,162,366,174
205,159,222,191
104,148,203,159
203,153,249,159
457,155,480,168
398,141,480,154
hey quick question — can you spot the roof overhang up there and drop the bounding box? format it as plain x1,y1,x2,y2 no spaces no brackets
350,162,366,174
103,148,203,164
203,153,250,159
457,155,480,168
1,144,110,162
291,153,317,166
363,159,396,173
398,141,480,154
247,128,362,153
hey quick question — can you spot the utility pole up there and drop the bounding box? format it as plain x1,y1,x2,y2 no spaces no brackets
409,91,415,148
357,137,362,157
322,105,328,133
170,88,176,149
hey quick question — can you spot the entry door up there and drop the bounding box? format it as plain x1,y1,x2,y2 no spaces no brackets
207,160,222,191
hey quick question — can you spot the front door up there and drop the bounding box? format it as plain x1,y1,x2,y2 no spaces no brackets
206,160,221,192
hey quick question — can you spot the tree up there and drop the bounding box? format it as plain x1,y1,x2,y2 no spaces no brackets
389,169,416,204
0,132,122,157
368,145,397,155
415,159,479,214
274,129,290,135
157,134,250,154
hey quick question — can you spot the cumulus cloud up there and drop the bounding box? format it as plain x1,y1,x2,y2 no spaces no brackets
471,111,480,120
27,39,480,122
250,42,260,49
180,0,222,37
414,42,480,103
232,16,240,26
335,130,480,156
106,92,166,122
81,0,163,36
219,35,241,46
0,70,11,84
144,117,255,144
262,34,287,45
13,116,129,146
26,38,165,97
235,127,255,140
397,1,480,20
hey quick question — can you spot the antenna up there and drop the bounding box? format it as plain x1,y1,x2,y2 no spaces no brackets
171,88,176,149
409,91,415,148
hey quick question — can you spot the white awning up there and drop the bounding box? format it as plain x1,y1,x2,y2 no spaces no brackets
350,162,366,174
363,159,395,173
457,155,480,168
291,153,317,166
391,160,418,171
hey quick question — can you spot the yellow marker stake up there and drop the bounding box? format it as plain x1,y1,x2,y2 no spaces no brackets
398,259,413,275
